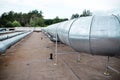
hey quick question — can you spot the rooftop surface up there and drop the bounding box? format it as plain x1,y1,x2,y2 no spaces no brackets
0,32,120,80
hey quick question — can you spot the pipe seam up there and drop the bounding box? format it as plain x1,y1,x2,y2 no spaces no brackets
68,18,78,49
89,16,95,55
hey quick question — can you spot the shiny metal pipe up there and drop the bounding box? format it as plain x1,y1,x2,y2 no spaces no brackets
0,32,25,41
0,31,32,53
42,15,120,56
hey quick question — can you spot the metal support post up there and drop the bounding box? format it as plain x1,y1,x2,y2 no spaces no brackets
54,34,58,65
77,53,81,62
104,56,120,75
104,56,110,76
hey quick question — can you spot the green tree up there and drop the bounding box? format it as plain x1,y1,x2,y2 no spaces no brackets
0,10,68,27
44,19,53,26
44,18,68,26
36,17,45,27
30,17,44,27
71,13,79,19
0,12,8,27
80,10,92,17
53,16,62,24
12,20,21,27
30,18,35,27
7,11,15,22
5,21,13,27
29,10,44,27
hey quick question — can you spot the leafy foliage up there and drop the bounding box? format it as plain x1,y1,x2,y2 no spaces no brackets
80,10,92,17
0,10,68,27
5,21,13,27
70,10,92,19
53,16,68,24
44,19,53,26
12,20,21,27
29,15,44,27
71,13,79,19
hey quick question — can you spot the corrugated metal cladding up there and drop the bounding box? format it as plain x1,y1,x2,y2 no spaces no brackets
42,15,120,56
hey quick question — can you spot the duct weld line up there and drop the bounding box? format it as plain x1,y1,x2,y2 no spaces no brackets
89,16,94,55
68,19,78,48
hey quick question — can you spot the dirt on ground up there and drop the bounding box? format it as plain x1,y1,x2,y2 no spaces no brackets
0,32,120,80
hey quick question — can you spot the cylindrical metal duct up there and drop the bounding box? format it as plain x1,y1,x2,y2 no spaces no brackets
45,23,61,41
0,31,32,53
57,19,77,45
0,31,15,34
0,32,25,41
42,15,120,56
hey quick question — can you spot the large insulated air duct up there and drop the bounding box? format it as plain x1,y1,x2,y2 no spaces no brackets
0,31,32,53
42,15,120,56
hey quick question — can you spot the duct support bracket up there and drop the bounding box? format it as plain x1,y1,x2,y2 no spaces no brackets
104,56,120,76
77,53,81,62
54,31,58,65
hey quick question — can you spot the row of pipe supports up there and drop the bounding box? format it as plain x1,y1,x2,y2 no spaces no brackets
53,34,119,76
53,27,81,65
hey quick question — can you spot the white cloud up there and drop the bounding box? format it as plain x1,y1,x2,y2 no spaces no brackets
0,0,120,18
63,0,120,10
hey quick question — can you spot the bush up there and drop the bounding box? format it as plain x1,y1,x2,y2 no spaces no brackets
12,20,21,27
5,21,13,27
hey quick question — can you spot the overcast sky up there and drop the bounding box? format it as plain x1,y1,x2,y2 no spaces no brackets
0,0,120,19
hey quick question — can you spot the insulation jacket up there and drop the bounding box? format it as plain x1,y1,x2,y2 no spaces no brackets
42,15,120,56
0,32,25,41
0,31,32,53
0,31,15,34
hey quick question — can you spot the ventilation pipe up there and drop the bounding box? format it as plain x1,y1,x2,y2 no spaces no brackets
42,15,120,56
0,32,25,41
0,31,32,54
